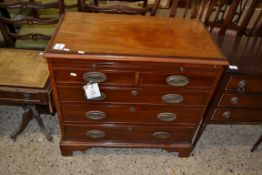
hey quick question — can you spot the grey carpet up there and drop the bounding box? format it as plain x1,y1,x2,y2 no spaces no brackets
0,105,261,175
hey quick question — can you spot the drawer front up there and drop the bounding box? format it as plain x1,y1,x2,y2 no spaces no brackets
140,73,216,90
63,124,194,143
57,86,209,106
211,108,262,123
226,75,262,93
218,93,262,108
60,104,204,124
54,69,136,85
0,90,44,104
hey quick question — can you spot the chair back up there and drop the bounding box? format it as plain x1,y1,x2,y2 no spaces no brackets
237,0,262,37
79,0,161,16
59,0,82,13
169,0,255,35
0,0,60,50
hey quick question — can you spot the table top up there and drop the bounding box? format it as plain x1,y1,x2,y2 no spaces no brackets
45,12,227,65
212,34,262,74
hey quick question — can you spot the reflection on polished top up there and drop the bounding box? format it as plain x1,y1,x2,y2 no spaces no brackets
46,12,227,65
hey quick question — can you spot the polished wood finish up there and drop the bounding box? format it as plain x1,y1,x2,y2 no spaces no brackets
205,34,262,125
60,103,204,124
63,124,195,142
46,13,225,61
225,75,262,92
211,108,262,123
57,86,210,105
45,12,228,157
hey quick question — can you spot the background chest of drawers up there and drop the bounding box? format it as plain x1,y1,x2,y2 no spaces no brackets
207,73,262,124
45,12,228,157
205,35,262,125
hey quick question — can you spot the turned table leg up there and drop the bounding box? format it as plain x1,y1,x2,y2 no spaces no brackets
31,106,53,141
10,109,33,140
10,105,53,141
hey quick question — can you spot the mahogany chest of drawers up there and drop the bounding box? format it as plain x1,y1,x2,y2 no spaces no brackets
44,12,228,157
205,35,262,124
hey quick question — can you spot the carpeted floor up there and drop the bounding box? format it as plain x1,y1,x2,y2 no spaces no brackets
0,105,261,175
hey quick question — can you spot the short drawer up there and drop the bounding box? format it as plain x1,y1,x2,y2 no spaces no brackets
57,86,210,106
63,124,195,143
211,108,262,123
225,75,262,93
60,104,204,124
54,69,136,85
218,93,262,108
140,73,216,90
0,90,48,104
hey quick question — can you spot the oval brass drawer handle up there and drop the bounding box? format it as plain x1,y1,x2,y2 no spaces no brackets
223,111,231,119
83,72,107,83
238,80,247,93
230,97,239,104
88,92,106,101
162,94,183,104
85,111,106,120
166,75,189,87
86,130,105,139
157,112,176,122
152,131,171,139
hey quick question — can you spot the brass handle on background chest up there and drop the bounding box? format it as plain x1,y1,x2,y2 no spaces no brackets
152,131,171,139
230,97,239,104
166,75,189,87
162,94,183,104
85,111,106,120
83,72,107,83
86,130,105,139
157,113,176,122
238,80,247,93
223,111,231,119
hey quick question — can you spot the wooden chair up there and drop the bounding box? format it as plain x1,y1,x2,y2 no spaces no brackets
0,0,60,140
189,0,262,148
0,0,60,50
169,0,251,35
237,0,262,37
58,0,81,13
79,0,161,16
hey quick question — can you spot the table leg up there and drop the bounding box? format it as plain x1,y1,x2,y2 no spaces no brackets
31,106,53,141
10,109,33,140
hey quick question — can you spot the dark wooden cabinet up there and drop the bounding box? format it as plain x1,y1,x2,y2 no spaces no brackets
45,12,228,157
206,73,262,124
205,35,262,125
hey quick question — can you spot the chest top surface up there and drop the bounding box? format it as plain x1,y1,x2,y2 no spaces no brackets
45,12,227,65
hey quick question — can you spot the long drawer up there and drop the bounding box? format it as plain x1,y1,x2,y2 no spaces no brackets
57,86,210,106
63,124,195,143
60,103,204,124
211,108,262,123
225,75,262,93
218,93,262,108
